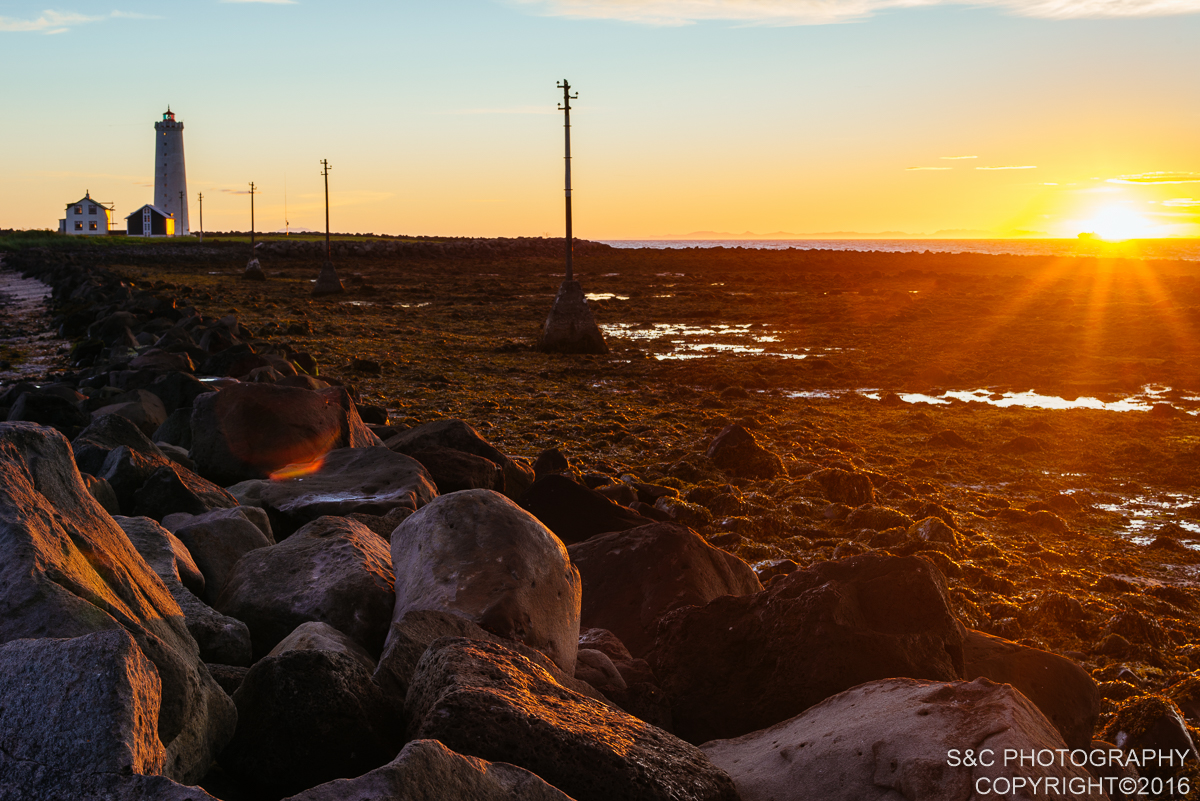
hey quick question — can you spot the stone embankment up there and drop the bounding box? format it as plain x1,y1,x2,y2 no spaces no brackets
0,250,1190,800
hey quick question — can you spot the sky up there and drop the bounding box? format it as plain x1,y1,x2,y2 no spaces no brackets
2,0,1199,239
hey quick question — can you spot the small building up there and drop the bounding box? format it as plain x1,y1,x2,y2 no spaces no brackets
58,191,114,235
125,204,175,237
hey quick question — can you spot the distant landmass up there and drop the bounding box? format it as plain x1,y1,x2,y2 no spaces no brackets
643,229,1049,240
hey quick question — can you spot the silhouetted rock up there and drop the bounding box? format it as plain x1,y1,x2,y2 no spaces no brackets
519,474,652,545
650,553,965,744
568,522,762,658
410,446,503,494
705,424,785,480
6,390,91,438
73,412,164,475
93,388,168,438
386,418,533,499
537,280,608,355
132,463,239,521
391,489,581,673
268,621,376,671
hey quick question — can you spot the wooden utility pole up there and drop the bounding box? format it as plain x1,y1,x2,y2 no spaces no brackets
558,79,577,282
249,182,256,252
243,181,266,280
312,158,345,296
322,159,332,262
198,193,203,243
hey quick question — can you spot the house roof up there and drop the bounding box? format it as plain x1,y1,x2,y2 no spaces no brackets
125,204,174,221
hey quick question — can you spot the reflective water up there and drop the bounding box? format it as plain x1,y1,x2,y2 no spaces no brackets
599,322,814,361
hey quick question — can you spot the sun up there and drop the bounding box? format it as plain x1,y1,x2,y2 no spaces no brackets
1078,206,1158,241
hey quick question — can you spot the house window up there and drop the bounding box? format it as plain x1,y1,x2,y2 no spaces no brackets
89,222,98,231
75,206,82,214
89,205,97,214
74,222,83,230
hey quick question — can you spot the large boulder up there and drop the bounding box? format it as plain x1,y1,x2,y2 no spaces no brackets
705,424,785,480
809,467,875,506
701,678,1097,801
222,648,402,797
649,553,965,744
568,522,763,657
0,757,221,801
215,515,395,659
168,507,274,604
410,446,504,494
0,422,236,782
406,637,739,801
93,389,169,439
226,446,437,539
100,444,237,519
281,739,573,801
391,489,581,673
386,419,533,499
116,516,252,667
0,630,165,776
963,628,1100,751
268,620,376,671
5,390,91,438
519,474,652,545
190,382,381,487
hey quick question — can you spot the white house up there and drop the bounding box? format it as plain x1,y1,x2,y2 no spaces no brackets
58,191,114,235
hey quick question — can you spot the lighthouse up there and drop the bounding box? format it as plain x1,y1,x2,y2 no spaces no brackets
154,108,188,234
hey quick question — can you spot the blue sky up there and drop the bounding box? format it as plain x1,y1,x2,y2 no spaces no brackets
3,0,1199,237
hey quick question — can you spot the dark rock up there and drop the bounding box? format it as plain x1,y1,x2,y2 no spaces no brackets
907,515,960,546
81,471,121,515
846,503,913,531
242,258,266,281
386,418,532,500
93,388,169,438
577,627,672,729
649,553,965,744
171,507,275,604
281,739,574,801
962,629,1099,751
0,422,235,782
406,637,738,801
132,463,239,521
702,678,1096,801
222,649,398,797
391,489,581,673
215,515,395,659
147,371,214,415
190,382,380,487
519,474,652,545
153,407,194,449
357,403,388,424
410,446,503,494
568,522,762,658
810,467,875,505
705,424,785,480
268,620,376,671
532,447,571,479
227,446,437,539
1102,695,1198,783
311,262,345,296
537,280,608,355
6,391,91,438
206,664,248,697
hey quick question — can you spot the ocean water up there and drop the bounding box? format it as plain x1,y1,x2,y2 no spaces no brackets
599,238,1200,262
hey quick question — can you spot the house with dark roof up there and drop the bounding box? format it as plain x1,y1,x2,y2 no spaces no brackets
125,204,176,237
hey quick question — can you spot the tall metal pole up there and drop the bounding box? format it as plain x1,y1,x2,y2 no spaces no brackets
322,159,332,262
558,80,578,283
198,193,203,243
249,182,256,253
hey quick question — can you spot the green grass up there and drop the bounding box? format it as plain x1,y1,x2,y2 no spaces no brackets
0,229,450,252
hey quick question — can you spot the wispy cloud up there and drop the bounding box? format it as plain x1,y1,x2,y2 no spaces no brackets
1162,198,1200,207
435,106,557,115
1107,171,1200,185
940,155,978,160
906,166,952,171
509,0,1200,25
977,165,1037,170
0,9,158,33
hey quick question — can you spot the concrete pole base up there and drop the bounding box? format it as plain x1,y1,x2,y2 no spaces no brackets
312,262,345,297
537,280,608,355
242,258,266,281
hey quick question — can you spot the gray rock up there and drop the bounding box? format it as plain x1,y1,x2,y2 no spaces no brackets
81,471,121,516
164,505,273,543
269,621,376,672
215,515,395,659
94,389,169,438
132,464,239,522
190,382,381,487
567,522,762,658
406,637,737,801
170,507,274,603
226,446,437,538
115,516,252,667
311,261,345,296
385,419,533,500
281,739,574,801
73,412,164,476
0,422,235,783
701,678,1096,801
391,489,581,673
0,755,221,801
223,649,401,797
0,630,165,776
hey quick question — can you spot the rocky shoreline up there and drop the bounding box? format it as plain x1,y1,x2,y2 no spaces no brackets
1,240,1199,800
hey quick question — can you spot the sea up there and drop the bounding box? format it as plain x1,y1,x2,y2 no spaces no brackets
599,238,1200,261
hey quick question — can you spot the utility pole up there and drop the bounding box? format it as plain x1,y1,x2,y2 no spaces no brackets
178,191,184,237
198,193,203,243
312,158,345,296
249,182,256,250
558,79,577,282
243,181,265,280
537,79,607,354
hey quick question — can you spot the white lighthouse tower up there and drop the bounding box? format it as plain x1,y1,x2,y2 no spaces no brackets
154,108,188,234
